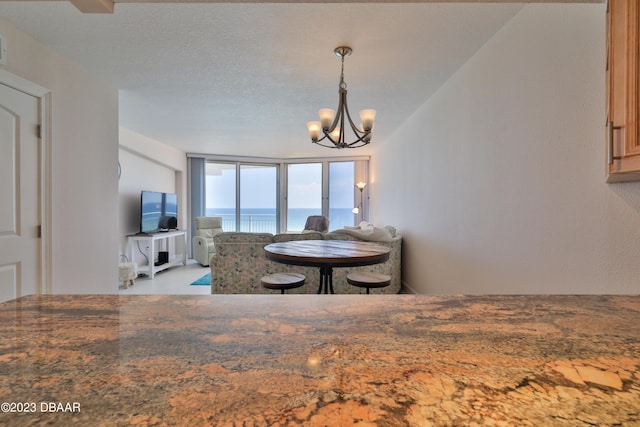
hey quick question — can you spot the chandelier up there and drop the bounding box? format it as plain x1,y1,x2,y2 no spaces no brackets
307,46,376,149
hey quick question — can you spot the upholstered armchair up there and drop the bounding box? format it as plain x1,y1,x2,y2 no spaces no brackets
192,216,223,266
303,215,329,233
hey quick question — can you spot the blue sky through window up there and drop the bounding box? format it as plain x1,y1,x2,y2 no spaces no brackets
206,161,356,231
287,163,322,209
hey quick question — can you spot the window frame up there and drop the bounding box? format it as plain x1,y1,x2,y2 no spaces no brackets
190,153,369,234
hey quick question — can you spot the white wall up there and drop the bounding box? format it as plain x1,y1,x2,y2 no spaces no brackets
118,128,187,265
372,4,640,294
0,18,119,294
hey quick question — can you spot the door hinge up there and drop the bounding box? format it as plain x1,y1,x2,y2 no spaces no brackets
37,225,42,238
36,124,42,139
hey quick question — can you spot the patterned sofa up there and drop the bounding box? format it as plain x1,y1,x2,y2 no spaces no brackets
209,227,401,294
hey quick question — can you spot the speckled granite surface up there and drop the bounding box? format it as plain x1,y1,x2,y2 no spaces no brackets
0,294,638,426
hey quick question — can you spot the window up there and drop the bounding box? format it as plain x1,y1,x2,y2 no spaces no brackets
329,161,355,230
194,155,368,234
205,162,236,231
205,162,278,233
286,163,322,231
240,164,278,233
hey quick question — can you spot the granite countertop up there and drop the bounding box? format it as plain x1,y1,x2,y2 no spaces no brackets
0,294,638,426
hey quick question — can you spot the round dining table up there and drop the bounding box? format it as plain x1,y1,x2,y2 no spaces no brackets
264,239,391,294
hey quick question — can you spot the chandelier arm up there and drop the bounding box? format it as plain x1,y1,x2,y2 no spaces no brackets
313,139,346,149
338,100,346,146
344,132,372,148
312,135,369,149
325,87,347,134
340,90,368,138
324,92,347,147
322,113,341,146
316,128,370,148
314,133,330,143
323,132,338,146
342,98,371,149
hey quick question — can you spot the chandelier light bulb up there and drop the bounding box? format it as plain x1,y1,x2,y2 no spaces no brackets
319,109,335,130
331,127,341,142
359,110,376,131
307,121,321,140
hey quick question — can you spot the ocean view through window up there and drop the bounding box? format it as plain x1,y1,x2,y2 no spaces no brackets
204,158,363,234
204,208,354,234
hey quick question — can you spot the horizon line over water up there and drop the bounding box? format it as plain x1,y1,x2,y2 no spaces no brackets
205,207,355,233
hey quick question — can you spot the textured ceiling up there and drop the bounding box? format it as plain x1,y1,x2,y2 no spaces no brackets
0,2,524,158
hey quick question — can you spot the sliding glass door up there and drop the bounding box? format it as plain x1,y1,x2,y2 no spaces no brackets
285,160,356,232
240,164,278,233
206,162,278,233
286,163,322,231
205,162,236,231
196,156,367,235
329,161,355,230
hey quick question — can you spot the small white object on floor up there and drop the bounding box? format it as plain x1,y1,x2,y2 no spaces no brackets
119,262,137,289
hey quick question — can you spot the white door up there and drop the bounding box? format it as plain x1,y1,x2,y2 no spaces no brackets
0,83,40,302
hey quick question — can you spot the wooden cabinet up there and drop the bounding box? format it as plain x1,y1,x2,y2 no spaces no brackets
607,0,640,182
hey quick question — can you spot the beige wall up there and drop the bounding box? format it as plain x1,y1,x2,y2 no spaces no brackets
371,4,640,294
0,18,119,294
118,127,187,263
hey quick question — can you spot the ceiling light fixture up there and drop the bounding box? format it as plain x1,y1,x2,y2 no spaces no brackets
307,46,376,149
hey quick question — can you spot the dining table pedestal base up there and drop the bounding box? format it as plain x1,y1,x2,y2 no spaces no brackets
318,266,334,294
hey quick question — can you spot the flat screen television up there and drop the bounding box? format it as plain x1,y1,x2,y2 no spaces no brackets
140,191,178,234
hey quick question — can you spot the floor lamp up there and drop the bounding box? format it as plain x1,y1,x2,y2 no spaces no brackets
352,182,367,222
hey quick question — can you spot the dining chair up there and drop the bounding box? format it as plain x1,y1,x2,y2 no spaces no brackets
303,215,329,233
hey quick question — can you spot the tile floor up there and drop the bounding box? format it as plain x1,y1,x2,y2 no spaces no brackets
118,259,211,295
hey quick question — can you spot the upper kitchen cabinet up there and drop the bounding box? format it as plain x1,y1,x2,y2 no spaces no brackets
607,0,640,182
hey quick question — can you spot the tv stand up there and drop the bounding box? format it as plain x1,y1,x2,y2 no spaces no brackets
127,230,187,279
